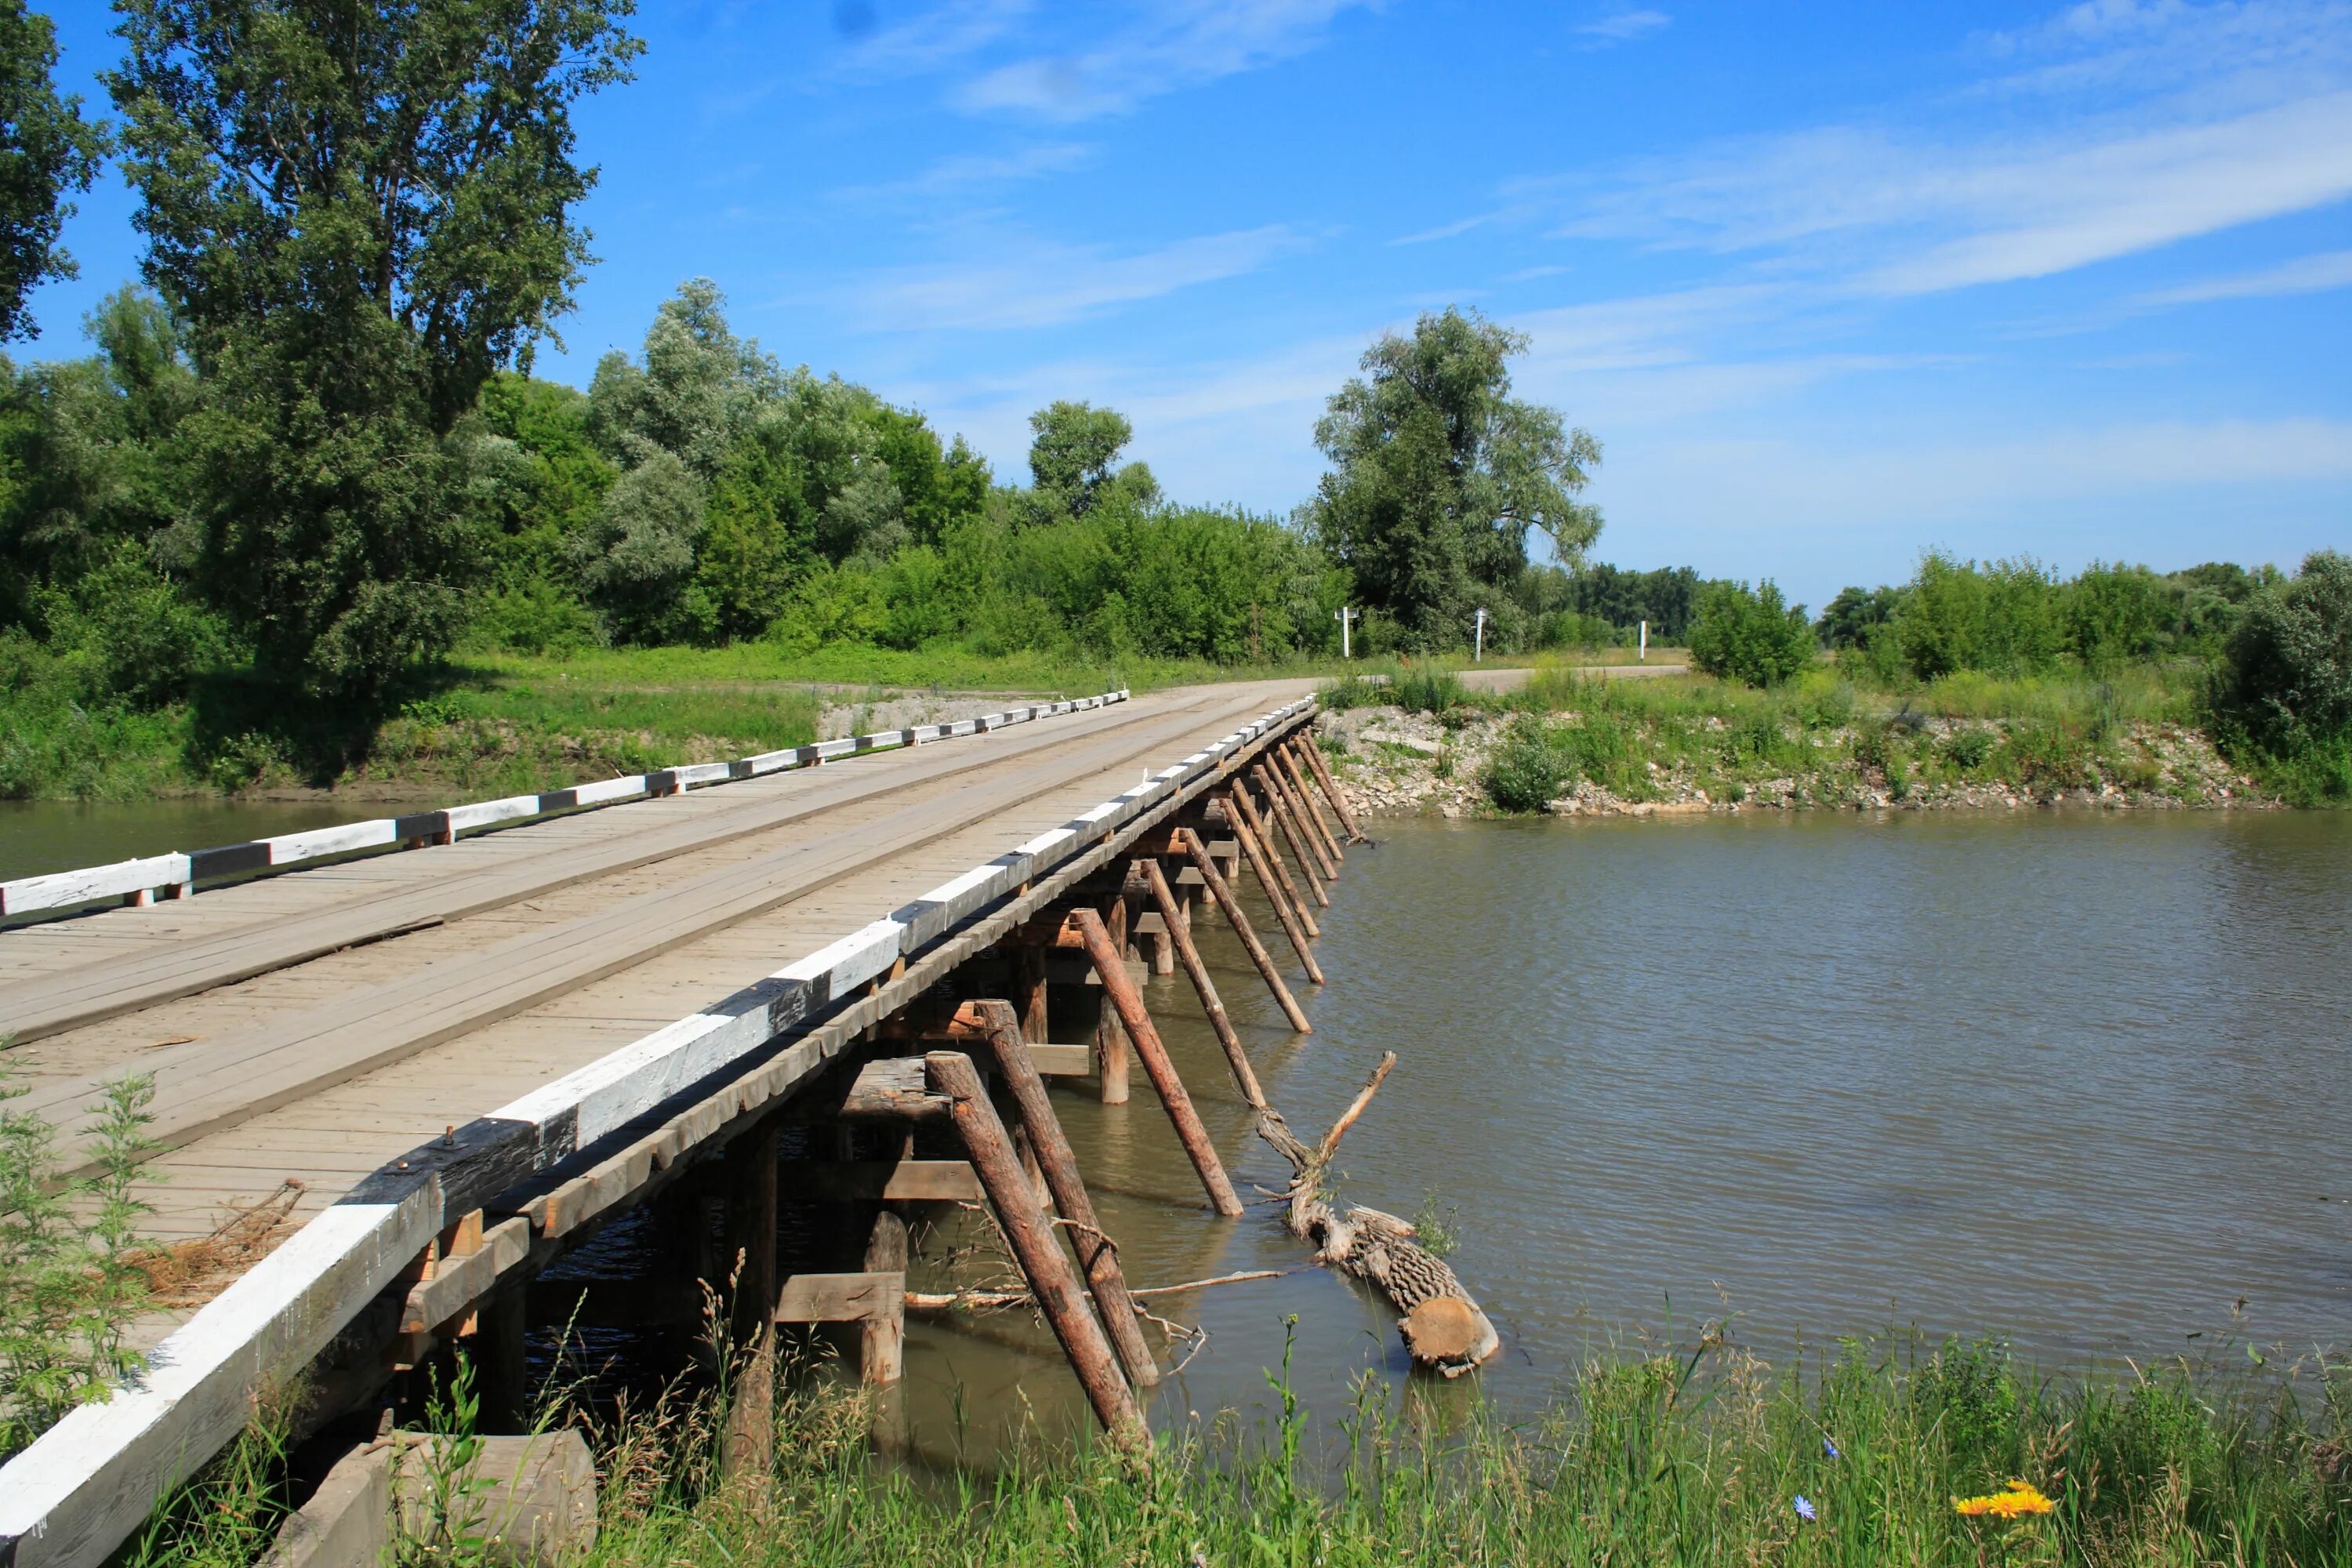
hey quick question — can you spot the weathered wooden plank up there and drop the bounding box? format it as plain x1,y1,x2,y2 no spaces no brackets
773,1271,906,1324
781,1160,981,1202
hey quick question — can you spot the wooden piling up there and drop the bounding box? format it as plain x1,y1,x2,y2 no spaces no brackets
720,1116,779,1479
1226,784,1319,936
1222,800,1325,984
1095,891,1133,1104
1276,742,1345,867
1261,759,1336,886
1014,944,1049,1046
1177,827,1312,1033
1069,910,1245,1218
957,1000,1160,1385
1138,858,1266,1110
1255,764,1331,905
925,1051,1148,1448
860,1210,908,1385
1295,729,1366,842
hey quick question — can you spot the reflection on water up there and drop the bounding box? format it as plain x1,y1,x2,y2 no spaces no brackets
824,810,2352,1458
0,797,378,881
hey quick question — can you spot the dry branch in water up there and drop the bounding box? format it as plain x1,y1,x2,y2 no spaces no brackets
1254,1053,1500,1377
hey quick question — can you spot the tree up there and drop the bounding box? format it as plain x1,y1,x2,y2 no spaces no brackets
2216,550,2352,745
1025,400,1156,522
0,0,105,340
107,0,639,705
1308,307,1600,645
1688,579,1814,688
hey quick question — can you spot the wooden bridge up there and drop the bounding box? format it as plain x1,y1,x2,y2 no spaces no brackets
0,677,1414,1567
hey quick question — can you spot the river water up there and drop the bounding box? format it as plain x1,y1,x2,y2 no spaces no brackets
0,798,378,882
842,809,2352,1451
13,799,2348,1450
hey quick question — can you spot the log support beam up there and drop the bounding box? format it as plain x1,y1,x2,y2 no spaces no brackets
926,1051,1147,1447
1178,826,1312,1033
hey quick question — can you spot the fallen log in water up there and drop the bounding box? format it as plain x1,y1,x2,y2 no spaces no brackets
1254,1053,1501,1377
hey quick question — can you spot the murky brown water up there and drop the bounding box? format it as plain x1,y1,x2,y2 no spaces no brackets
822,809,2352,1454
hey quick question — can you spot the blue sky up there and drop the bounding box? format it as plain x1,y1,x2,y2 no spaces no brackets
25,0,2352,608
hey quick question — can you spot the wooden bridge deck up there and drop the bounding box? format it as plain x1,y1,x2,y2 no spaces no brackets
0,679,1310,1323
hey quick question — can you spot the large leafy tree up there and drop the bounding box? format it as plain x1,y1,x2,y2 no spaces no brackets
0,0,105,341
1309,307,1600,645
107,0,639,704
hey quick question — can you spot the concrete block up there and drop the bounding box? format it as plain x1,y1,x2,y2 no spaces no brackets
263,1432,597,1568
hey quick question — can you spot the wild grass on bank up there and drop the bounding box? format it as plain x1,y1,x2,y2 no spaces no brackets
565,1330,2352,1568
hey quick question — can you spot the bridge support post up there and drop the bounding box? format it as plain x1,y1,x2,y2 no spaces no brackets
720,1115,779,1481
1276,745,1345,870
1093,887,1132,1105
926,1051,1147,1449
1071,909,1243,1219
1177,827,1311,1033
1294,731,1367,842
1256,764,1332,904
1221,797,1323,983
1138,857,1265,1109
955,1000,1160,1387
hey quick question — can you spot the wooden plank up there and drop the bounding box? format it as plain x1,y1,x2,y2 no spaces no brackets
773,1271,905,1324
781,1159,981,1202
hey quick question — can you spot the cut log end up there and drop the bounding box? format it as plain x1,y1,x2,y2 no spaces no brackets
1399,1295,1501,1377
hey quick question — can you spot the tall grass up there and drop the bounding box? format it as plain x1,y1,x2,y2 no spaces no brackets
560,1330,2352,1568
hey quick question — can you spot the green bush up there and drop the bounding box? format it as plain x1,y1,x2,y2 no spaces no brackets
1687,579,1814,687
1941,727,1994,770
466,579,597,655
2214,550,2352,747
1483,715,1570,811
1391,666,1468,713
1895,554,2063,681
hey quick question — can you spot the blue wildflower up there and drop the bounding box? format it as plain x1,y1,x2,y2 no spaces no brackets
1793,1495,1818,1523
1824,1435,1841,1460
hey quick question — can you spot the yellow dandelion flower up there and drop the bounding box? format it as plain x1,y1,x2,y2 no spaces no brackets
1952,1481,2056,1519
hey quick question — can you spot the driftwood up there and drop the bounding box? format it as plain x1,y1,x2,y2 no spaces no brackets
1254,1054,1500,1377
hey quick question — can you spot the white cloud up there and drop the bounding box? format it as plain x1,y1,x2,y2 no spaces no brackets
1577,9,1671,46
847,225,1305,330
834,141,1098,201
843,0,1036,73
949,0,1378,119
2131,246,2352,306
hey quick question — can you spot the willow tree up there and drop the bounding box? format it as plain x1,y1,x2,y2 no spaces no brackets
107,0,640,706
1308,307,1601,646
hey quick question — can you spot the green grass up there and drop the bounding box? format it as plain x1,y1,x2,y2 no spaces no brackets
554,1330,2352,1568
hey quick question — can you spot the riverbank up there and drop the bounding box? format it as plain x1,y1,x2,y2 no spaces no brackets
147,1330,2352,1567
1316,666,2276,817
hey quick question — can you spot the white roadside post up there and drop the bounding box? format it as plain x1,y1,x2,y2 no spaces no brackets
1334,605,1356,659
1473,607,1488,662
1639,619,1648,662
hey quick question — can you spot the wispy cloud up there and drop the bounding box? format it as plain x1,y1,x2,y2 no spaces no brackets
847,224,1305,330
1577,9,1671,47
956,1,1377,119
2130,247,2352,307
843,0,1035,74
833,141,1098,201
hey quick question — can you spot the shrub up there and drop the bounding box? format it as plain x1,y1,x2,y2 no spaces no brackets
1483,715,1570,811
1392,666,1468,713
1940,728,1994,770
466,579,597,655
1688,579,1814,688
2213,550,2352,747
